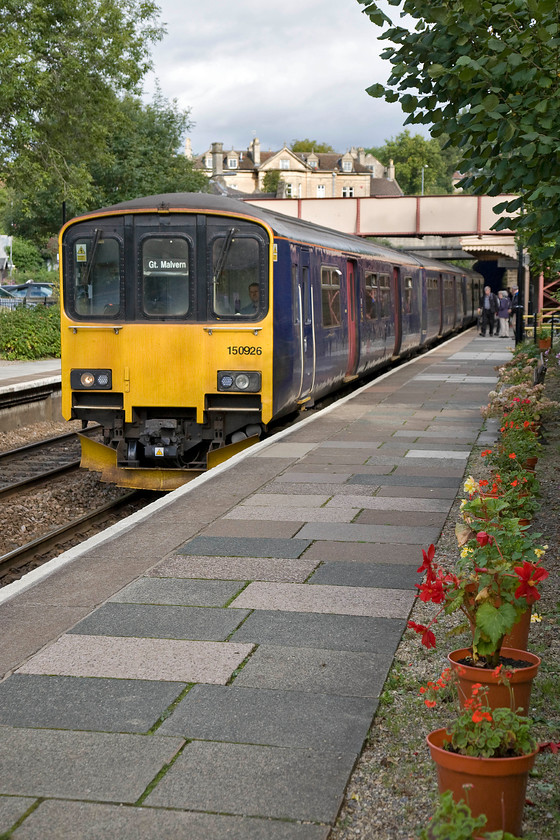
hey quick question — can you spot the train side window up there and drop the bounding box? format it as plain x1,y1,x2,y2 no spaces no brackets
72,235,121,318
378,274,391,318
292,264,299,325
211,235,262,318
141,237,190,317
427,276,439,309
302,266,311,324
404,276,413,315
363,272,377,320
321,266,341,327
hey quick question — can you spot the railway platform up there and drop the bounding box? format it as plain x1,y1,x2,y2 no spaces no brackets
0,330,510,840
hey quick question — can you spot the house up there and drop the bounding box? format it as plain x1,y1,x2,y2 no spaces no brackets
187,138,402,198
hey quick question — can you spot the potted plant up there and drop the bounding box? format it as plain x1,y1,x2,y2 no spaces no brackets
536,325,552,350
424,684,539,836
417,790,522,839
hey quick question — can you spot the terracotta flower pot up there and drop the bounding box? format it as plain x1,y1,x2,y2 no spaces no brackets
522,456,538,470
447,647,541,714
538,337,551,350
502,607,532,651
427,728,538,835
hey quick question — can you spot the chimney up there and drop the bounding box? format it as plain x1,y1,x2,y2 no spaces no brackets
357,147,365,166
211,142,224,176
184,137,193,159
251,137,261,166
387,159,395,180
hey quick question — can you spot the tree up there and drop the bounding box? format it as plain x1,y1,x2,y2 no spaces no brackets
0,0,164,238
290,139,335,153
367,131,461,194
262,170,282,194
358,0,560,259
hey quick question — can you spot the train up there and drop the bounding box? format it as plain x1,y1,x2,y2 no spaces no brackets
59,193,483,490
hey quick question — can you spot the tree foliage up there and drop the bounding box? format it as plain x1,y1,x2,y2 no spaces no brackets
290,139,335,153
262,170,282,194
367,130,461,194
0,0,165,240
357,0,560,259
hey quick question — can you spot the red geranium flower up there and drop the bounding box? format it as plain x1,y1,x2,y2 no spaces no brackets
514,562,549,604
417,543,435,574
476,531,493,547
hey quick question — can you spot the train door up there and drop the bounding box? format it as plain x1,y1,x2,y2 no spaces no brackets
392,266,402,356
296,249,315,403
345,259,359,379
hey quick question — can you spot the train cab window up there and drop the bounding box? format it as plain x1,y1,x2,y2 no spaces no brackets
378,274,391,318
363,272,378,320
141,237,190,317
71,235,121,318
321,266,342,327
211,234,263,318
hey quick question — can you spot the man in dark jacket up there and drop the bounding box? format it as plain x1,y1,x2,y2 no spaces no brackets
478,286,499,336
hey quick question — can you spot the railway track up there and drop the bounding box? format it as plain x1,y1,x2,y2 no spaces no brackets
0,489,157,586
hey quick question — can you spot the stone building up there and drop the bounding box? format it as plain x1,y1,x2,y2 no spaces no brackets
187,138,402,198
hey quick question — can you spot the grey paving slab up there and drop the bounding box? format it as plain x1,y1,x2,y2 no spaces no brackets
254,442,319,458
11,801,330,840
110,578,246,606
309,561,421,590
354,509,448,528
375,485,459,499
230,610,404,654
0,797,35,835
349,473,459,487
229,581,414,618
233,645,391,697
302,541,421,565
296,451,380,465
325,494,452,512
240,493,331,507
160,684,376,751
18,635,254,683
260,481,378,496
296,522,441,545
0,674,184,732
0,728,184,802
177,536,312,558
150,555,319,582
392,464,465,477
223,506,355,523
68,603,249,640
393,428,478,439
274,472,360,484
200,519,305,538
405,449,470,460
146,741,357,823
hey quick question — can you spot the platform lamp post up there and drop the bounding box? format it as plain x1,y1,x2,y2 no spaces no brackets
514,238,525,345
421,165,428,195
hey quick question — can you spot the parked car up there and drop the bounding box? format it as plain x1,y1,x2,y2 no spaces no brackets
1,282,55,306
0,286,21,310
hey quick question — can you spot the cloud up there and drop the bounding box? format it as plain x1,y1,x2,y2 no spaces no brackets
143,0,417,154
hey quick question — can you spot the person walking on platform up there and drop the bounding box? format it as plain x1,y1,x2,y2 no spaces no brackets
497,290,511,337
478,286,499,336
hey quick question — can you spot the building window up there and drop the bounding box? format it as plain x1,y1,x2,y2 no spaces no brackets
204,156,212,169
342,186,354,197
308,159,318,168
342,160,352,172
228,158,238,169
280,158,290,170
317,184,326,198
285,183,293,197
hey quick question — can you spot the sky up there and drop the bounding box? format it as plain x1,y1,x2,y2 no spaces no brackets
142,0,417,157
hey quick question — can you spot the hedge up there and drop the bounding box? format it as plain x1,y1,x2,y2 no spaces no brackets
0,304,60,360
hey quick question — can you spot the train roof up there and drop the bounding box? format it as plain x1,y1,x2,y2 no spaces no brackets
69,192,479,277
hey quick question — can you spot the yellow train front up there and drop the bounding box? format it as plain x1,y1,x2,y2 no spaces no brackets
60,194,276,490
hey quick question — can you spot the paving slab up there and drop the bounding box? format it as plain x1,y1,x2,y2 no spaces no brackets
405,449,470,460
0,797,36,835
110,578,246,606
375,485,459,499
160,684,376,750
177,536,312,558
353,509,448,528
302,541,421,565
229,581,414,618
150,555,320,582
146,741,357,823
348,473,459,487
0,674,184,732
233,644,391,697
239,493,331,507
67,602,249,640
200,519,305,538
10,801,329,840
325,494,452,512
0,728,184,802
17,635,254,683
296,522,441,545
309,561,421,590
230,610,404,654
260,482,377,496
223,506,355,523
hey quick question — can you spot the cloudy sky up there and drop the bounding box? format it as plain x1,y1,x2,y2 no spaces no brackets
143,0,417,156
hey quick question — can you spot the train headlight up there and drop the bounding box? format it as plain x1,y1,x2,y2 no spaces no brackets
217,370,261,392
71,369,113,390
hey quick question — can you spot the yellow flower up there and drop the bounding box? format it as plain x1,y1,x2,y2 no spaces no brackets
463,476,477,495
461,546,475,559
530,613,542,623
534,546,547,559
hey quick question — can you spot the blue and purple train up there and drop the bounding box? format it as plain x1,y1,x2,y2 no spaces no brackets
59,193,482,490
